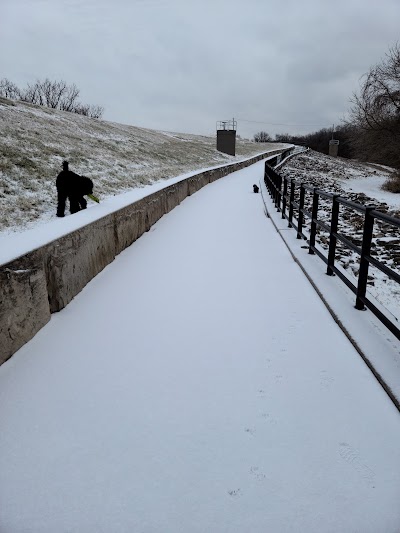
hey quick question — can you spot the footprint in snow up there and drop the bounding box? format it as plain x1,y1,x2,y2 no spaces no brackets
260,412,278,425
250,466,266,481
339,442,376,486
228,488,242,498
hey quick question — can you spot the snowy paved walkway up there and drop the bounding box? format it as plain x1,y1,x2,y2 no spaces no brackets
1,161,400,532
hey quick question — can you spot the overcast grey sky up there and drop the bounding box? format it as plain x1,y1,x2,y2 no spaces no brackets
1,0,400,139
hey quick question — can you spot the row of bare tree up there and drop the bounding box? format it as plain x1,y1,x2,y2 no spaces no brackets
254,43,400,171
0,78,104,118
347,43,400,170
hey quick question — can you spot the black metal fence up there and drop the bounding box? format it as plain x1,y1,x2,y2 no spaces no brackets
264,162,400,341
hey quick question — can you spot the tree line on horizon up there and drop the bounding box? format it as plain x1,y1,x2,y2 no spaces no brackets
254,43,400,189
0,77,104,119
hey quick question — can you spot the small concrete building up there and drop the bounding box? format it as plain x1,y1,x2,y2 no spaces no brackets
216,119,236,156
329,139,339,157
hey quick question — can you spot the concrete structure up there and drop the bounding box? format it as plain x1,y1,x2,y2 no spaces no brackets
329,139,339,157
0,148,293,365
216,119,236,156
217,129,236,156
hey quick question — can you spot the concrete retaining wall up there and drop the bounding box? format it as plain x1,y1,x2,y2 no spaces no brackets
0,148,293,365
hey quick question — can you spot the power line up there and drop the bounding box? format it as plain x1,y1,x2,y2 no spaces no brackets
237,118,329,128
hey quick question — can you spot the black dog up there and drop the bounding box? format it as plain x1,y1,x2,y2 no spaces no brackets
253,184,259,193
56,161,93,217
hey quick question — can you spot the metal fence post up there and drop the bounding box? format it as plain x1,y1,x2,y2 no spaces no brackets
288,179,295,228
309,188,319,254
282,178,288,219
274,173,279,207
297,184,305,239
277,174,282,212
264,164,270,193
272,173,276,205
355,206,375,310
327,195,340,275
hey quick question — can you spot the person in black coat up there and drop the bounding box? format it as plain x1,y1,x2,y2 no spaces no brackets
56,161,93,217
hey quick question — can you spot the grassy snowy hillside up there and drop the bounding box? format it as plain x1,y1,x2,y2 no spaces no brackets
0,97,285,232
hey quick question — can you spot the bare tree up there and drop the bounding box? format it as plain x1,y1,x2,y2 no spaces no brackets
254,131,273,142
73,103,90,116
1,77,104,119
59,83,80,111
21,82,40,105
275,133,292,143
21,79,78,110
87,105,104,119
350,43,400,137
72,103,103,119
0,78,21,99
349,43,400,168
43,79,67,108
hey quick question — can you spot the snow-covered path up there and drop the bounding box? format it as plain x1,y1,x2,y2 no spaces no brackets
1,161,400,532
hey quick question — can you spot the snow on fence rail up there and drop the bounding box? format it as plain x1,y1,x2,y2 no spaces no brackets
0,148,294,366
264,162,400,341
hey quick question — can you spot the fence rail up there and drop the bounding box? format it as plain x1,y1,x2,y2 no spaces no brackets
264,162,400,341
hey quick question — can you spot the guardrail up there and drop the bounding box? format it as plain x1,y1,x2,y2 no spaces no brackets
264,162,400,341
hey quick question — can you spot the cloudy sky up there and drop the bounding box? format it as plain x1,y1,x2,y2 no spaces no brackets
1,0,400,139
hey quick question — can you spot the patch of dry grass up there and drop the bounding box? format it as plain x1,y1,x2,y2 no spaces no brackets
383,171,400,193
